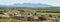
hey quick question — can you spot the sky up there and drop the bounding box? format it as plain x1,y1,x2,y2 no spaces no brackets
0,0,60,6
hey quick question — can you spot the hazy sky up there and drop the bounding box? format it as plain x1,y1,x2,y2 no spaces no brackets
0,0,60,6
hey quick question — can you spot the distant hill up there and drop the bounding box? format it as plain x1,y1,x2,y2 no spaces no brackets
0,3,60,9
12,3,52,7
0,4,60,10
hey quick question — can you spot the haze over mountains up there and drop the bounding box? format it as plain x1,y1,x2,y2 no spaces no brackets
0,3,52,8
13,3,52,7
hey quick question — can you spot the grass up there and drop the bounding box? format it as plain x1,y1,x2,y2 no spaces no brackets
37,13,60,16
0,18,55,22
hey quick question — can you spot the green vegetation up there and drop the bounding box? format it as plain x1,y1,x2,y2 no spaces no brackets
0,8,60,16
0,8,60,22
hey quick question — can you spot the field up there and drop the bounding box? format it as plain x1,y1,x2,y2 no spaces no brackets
0,19,55,22
0,8,60,22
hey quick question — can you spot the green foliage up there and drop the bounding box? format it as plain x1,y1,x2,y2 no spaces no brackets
0,8,60,17
0,11,4,14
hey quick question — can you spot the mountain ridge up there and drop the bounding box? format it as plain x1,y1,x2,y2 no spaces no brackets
0,3,53,8
13,3,52,7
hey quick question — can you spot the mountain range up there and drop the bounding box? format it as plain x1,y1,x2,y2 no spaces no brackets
13,3,52,7
0,3,52,8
